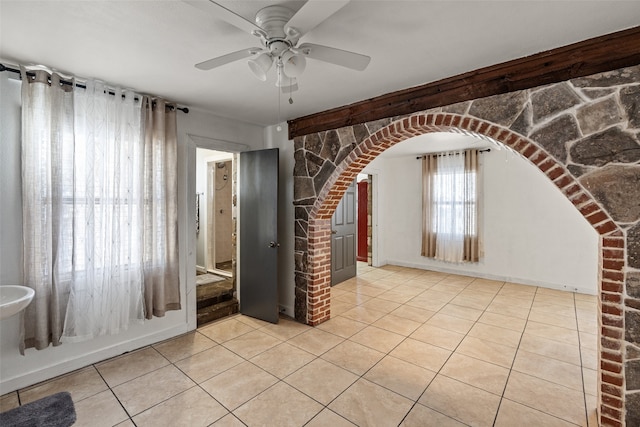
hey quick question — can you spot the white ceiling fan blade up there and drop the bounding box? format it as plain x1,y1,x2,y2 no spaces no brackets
195,48,261,70
285,0,350,39
183,0,263,35
298,43,370,71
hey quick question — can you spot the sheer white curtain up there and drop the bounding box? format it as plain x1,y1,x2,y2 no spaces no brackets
60,81,146,342
433,152,467,262
20,68,179,349
422,149,479,263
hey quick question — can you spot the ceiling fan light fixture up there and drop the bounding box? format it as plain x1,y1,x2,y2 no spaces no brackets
281,50,306,78
248,53,273,81
275,68,296,88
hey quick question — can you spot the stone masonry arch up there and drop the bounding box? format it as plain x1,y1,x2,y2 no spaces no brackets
292,65,640,426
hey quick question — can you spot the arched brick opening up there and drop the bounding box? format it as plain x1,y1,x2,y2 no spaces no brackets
293,65,640,425
305,112,622,320
298,112,629,426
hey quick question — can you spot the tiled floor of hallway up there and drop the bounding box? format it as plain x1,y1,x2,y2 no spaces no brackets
1,264,598,426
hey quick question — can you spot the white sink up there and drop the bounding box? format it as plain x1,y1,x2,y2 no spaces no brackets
0,286,35,320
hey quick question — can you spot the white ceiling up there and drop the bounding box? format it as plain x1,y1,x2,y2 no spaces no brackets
381,132,497,158
1,1,639,127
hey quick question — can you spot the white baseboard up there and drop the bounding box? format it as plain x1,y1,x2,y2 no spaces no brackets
385,259,597,295
0,324,190,394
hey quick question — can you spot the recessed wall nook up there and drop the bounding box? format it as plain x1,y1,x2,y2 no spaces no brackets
292,65,640,426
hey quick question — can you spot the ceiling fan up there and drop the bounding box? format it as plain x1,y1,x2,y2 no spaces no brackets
183,0,371,92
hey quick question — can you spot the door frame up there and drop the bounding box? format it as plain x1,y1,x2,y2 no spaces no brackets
184,135,249,331
206,161,216,272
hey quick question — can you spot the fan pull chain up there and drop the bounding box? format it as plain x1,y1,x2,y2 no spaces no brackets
276,62,282,132
289,80,294,105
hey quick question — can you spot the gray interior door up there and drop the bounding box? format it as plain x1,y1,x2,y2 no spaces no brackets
331,179,357,285
239,148,279,323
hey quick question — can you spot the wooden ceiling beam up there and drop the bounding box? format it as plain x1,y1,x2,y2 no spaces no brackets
288,26,640,139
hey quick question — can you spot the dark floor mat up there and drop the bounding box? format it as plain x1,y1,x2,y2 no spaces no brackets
0,392,76,427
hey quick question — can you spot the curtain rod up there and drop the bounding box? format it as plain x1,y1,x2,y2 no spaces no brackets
416,148,490,159
0,63,189,114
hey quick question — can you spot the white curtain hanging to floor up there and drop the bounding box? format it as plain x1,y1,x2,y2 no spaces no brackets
20,67,180,350
59,79,147,342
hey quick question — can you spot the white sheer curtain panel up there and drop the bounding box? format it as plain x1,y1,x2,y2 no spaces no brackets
61,81,145,342
433,152,466,262
21,66,182,350
21,69,149,348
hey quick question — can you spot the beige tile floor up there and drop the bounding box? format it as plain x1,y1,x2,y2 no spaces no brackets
1,264,599,426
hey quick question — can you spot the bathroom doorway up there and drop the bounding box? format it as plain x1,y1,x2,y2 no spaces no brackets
196,148,234,276
207,158,233,276
195,148,237,326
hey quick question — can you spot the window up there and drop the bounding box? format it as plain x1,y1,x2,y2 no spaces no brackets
422,149,479,263
20,69,180,349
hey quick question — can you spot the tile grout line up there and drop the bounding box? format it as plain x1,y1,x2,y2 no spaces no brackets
301,271,454,425
490,282,535,427
329,272,454,426
339,273,501,425
573,290,591,426
3,267,597,426
398,275,509,426
494,286,589,427
93,363,134,424
357,273,588,426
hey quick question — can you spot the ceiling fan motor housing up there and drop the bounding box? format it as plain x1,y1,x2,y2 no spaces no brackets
255,5,296,48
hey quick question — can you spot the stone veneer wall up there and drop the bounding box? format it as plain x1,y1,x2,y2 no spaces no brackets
292,65,640,426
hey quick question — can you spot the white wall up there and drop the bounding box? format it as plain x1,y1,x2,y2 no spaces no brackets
0,76,22,286
0,72,264,394
264,124,296,317
370,143,598,294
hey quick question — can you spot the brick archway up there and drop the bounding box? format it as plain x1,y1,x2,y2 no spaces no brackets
293,66,640,426
296,112,630,426
304,112,622,323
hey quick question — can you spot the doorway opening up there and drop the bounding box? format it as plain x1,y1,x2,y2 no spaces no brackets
195,148,238,326
207,158,233,276
331,173,373,287
357,173,372,265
